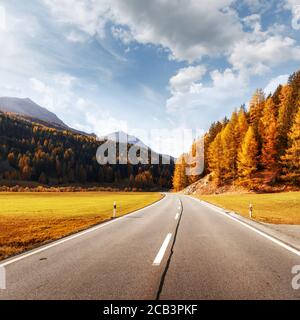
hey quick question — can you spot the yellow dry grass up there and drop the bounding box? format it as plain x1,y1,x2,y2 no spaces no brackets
0,192,163,260
200,192,300,225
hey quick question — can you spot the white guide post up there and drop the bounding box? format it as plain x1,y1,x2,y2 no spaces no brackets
113,201,117,219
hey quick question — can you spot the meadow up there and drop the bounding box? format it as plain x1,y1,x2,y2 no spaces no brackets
0,192,163,260
200,192,300,225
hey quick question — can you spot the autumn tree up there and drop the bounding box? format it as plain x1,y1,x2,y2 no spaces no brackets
203,121,223,174
237,126,258,180
173,155,188,191
249,89,265,127
235,106,249,147
208,133,223,184
249,89,265,152
221,119,237,180
261,97,278,169
18,155,32,180
288,70,300,103
186,139,204,184
277,85,296,155
38,172,48,184
281,106,300,183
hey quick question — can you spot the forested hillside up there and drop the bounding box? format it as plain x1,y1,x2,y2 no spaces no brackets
173,70,300,192
0,113,174,190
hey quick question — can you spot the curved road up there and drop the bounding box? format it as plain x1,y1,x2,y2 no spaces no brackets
0,193,300,300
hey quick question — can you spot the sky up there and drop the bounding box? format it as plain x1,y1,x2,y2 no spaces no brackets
0,0,300,157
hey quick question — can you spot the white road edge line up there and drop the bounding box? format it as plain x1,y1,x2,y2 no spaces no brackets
0,267,6,289
175,213,179,220
153,233,172,266
190,196,300,258
0,195,168,268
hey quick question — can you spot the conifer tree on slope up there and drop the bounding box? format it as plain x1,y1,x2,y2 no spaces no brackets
208,133,223,184
221,118,237,180
261,97,278,170
173,155,188,191
249,89,265,155
281,106,300,184
187,141,200,184
277,85,296,155
237,126,258,180
235,106,249,147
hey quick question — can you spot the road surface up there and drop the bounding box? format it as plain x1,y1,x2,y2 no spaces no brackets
0,193,300,300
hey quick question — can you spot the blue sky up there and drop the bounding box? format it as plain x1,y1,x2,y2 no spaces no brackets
0,0,300,156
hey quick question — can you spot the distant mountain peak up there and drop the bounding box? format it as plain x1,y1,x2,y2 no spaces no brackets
99,130,148,148
0,96,67,127
99,130,175,161
0,96,95,137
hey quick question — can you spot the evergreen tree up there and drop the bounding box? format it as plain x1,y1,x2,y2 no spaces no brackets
249,89,265,151
221,120,237,180
237,126,258,179
261,97,278,169
208,133,223,184
261,120,278,170
172,155,188,191
288,70,300,103
277,85,296,155
281,106,300,183
249,89,265,125
187,141,200,184
235,106,249,147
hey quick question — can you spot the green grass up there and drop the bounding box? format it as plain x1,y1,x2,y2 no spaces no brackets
199,192,300,225
0,192,163,260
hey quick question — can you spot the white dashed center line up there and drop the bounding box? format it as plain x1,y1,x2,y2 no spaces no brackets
153,233,172,266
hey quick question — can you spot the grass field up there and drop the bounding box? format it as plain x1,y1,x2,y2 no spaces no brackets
199,192,300,225
0,192,163,260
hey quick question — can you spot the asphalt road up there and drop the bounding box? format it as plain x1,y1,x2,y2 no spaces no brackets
0,193,300,300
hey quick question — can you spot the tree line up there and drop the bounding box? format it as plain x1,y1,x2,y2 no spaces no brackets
173,70,300,191
0,113,174,190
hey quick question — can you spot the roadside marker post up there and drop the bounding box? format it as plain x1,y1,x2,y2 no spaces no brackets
249,204,253,219
113,201,117,219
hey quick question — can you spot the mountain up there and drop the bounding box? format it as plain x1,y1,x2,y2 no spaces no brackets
99,131,149,149
0,97,95,137
99,130,175,162
0,112,174,189
0,97,173,160
0,97,67,127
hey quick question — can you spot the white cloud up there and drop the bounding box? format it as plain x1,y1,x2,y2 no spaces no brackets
242,0,274,13
242,14,261,32
141,85,164,106
111,26,133,44
43,0,243,62
229,31,300,75
167,68,247,113
29,74,77,112
3,0,300,154
0,5,6,31
43,0,109,37
79,101,129,137
30,78,56,111
285,0,300,10
286,0,300,30
0,4,132,140
42,0,300,72
110,0,243,62
170,65,207,93
264,74,289,95
41,0,300,76
66,30,87,43
29,75,128,137
0,7,41,77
